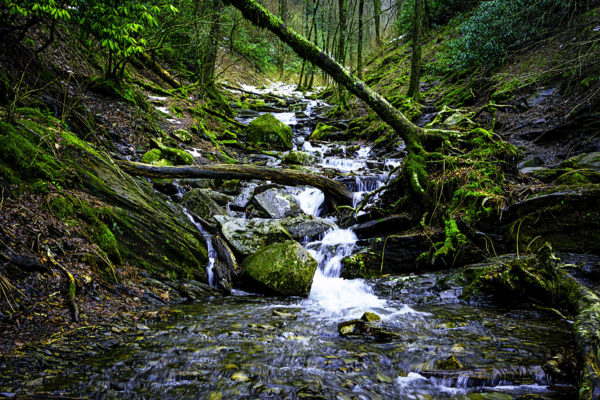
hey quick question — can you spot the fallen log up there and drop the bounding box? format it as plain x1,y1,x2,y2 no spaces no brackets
117,160,353,205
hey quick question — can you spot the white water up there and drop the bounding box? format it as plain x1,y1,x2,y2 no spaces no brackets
294,187,325,217
183,209,217,287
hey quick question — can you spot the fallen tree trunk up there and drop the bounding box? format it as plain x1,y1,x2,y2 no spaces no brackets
139,52,181,89
117,160,354,205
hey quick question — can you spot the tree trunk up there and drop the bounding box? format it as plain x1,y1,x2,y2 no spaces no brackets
139,52,181,88
199,0,224,87
117,161,354,205
277,0,288,78
407,0,423,99
220,0,425,154
373,0,381,46
357,0,364,79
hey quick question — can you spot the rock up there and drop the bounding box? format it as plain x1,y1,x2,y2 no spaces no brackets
437,355,463,370
341,251,381,279
272,308,298,320
283,150,316,166
231,371,249,381
517,156,544,169
182,188,227,222
279,215,334,239
253,187,301,219
172,129,192,143
173,279,217,300
245,113,293,150
241,240,318,296
197,189,234,207
150,139,194,165
337,318,399,340
361,311,381,322
309,122,338,141
214,215,292,255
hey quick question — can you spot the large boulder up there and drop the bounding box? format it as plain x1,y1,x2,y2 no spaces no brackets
242,240,318,296
245,113,293,150
182,188,227,222
214,215,292,255
253,187,301,219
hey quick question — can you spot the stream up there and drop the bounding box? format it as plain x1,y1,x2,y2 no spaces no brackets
0,84,576,399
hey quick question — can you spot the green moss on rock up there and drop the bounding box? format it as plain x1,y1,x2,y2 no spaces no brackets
245,113,292,150
309,122,338,141
241,240,318,296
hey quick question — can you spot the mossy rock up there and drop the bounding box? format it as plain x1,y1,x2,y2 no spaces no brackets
241,240,318,296
148,139,193,165
172,129,192,143
283,151,316,166
309,122,338,141
141,149,163,164
341,251,382,279
244,114,292,150
437,355,463,370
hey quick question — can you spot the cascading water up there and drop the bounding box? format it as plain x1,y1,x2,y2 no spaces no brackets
182,208,217,287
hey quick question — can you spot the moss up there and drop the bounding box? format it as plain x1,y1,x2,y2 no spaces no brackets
92,221,121,262
152,141,194,165
48,195,75,219
244,113,293,150
437,355,463,370
241,240,318,296
309,122,338,141
142,148,163,164
0,121,62,183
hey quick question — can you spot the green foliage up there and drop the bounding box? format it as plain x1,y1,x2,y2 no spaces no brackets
436,0,592,73
4,0,72,21
395,0,467,35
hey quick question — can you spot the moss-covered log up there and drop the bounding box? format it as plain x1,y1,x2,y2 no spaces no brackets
117,160,353,205
139,52,181,89
221,0,425,154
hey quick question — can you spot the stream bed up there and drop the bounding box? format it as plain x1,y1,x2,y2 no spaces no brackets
0,84,577,399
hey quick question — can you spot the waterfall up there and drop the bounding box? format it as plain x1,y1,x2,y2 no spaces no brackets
182,209,217,287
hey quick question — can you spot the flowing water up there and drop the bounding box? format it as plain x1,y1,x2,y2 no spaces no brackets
0,84,576,399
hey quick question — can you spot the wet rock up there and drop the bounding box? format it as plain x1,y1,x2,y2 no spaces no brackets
279,215,334,239
182,188,227,222
341,251,381,279
283,150,316,166
253,187,301,219
337,318,399,340
526,87,555,107
148,139,194,165
503,187,600,253
245,113,293,150
437,355,463,370
272,308,298,320
241,240,318,296
352,214,414,238
361,312,381,322
173,279,217,301
517,156,544,170
214,216,292,256
198,189,234,207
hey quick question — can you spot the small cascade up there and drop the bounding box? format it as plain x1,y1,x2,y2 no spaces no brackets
182,209,217,287
294,187,325,218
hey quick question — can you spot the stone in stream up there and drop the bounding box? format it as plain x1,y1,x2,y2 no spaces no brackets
279,215,334,239
241,240,318,296
338,312,399,340
214,215,292,256
244,113,293,150
252,187,301,219
182,188,227,222
308,122,339,141
437,355,463,370
283,150,316,166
